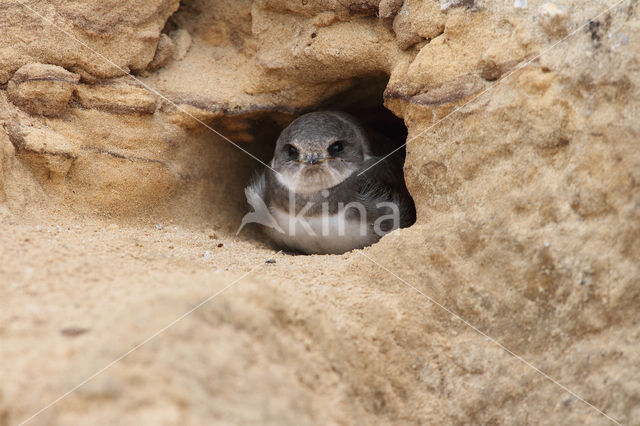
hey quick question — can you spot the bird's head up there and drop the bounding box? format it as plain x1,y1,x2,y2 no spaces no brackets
271,111,371,194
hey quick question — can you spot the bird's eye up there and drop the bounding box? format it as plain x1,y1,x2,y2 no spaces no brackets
285,144,299,159
328,141,344,156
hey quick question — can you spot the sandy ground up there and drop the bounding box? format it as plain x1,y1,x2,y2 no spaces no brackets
1,212,383,424
4,211,634,425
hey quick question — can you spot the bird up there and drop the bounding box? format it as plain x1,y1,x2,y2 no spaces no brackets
238,111,415,255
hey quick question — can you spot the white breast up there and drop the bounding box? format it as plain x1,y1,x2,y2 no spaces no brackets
266,208,380,255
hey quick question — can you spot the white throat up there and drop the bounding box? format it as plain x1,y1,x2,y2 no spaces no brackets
275,164,356,194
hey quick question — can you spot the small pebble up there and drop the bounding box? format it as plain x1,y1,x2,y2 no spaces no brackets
265,259,276,264
60,327,90,337
537,2,568,36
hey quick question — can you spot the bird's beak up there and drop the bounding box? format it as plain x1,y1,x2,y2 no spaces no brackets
302,153,321,165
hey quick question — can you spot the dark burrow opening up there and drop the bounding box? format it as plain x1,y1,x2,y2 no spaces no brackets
247,75,409,166
238,74,416,253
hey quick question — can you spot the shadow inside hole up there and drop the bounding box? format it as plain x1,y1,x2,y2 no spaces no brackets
246,75,409,167
318,75,409,159
237,74,416,251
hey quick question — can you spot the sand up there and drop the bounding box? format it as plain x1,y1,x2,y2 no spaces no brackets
1,0,639,424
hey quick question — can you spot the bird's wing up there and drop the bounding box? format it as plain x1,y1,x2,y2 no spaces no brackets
354,156,416,228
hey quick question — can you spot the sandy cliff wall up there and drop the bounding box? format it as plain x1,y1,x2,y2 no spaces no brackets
0,0,638,425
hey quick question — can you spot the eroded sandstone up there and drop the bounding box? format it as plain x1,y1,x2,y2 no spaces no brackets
7,64,80,117
0,1,638,425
